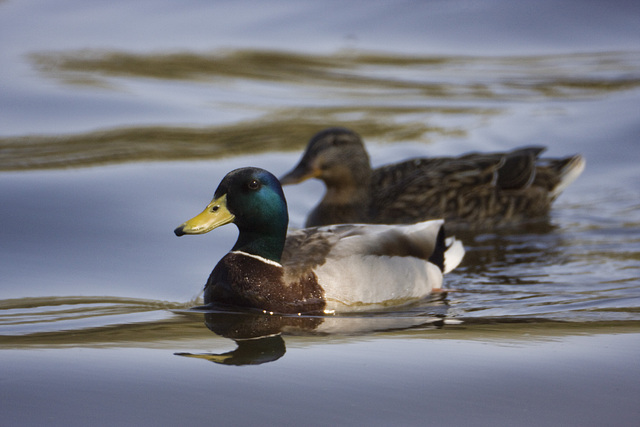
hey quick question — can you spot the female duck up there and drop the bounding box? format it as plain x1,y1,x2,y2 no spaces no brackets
175,167,464,314
280,128,585,229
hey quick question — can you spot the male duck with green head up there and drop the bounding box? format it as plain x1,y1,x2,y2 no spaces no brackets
175,167,464,314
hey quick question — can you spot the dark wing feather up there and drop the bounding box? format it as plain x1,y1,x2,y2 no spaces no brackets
367,147,562,227
371,156,502,223
281,228,337,278
495,146,545,190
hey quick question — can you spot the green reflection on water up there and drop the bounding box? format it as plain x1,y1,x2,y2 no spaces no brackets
2,295,640,350
30,49,640,96
0,113,464,171
3,49,638,171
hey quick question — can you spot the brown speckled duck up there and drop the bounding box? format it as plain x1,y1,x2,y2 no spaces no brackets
175,167,464,314
280,127,586,229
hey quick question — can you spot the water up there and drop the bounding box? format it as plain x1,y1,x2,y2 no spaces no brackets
2,1,640,425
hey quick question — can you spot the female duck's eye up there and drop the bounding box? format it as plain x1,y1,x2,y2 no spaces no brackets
247,179,260,190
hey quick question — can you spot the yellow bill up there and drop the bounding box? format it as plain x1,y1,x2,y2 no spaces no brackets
174,194,235,236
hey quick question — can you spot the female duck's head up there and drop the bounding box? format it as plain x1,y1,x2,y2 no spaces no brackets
175,167,289,262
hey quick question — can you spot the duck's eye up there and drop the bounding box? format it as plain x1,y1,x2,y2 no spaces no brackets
247,179,260,190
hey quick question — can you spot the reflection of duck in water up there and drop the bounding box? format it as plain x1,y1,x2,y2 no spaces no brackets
175,167,464,314
176,335,287,366
175,309,450,366
280,128,585,229
176,311,313,366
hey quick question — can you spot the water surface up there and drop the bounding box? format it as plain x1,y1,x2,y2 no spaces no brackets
1,1,640,425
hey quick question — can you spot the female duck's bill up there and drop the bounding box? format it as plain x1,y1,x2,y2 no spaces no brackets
175,167,465,315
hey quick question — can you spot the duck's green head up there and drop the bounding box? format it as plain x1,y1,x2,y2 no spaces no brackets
174,167,289,262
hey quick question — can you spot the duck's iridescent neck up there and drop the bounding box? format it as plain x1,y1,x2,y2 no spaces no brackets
232,229,286,263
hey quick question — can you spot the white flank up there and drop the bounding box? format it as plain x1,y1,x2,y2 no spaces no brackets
307,219,467,312
315,254,444,312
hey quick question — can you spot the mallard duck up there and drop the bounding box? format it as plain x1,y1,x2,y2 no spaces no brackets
279,127,586,229
174,167,464,314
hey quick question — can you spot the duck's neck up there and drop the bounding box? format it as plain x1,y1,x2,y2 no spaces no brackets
232,230,286,264
324,184,370,205
323,165,372,204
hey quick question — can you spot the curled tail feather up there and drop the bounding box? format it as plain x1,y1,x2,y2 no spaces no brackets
427,224,465,274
